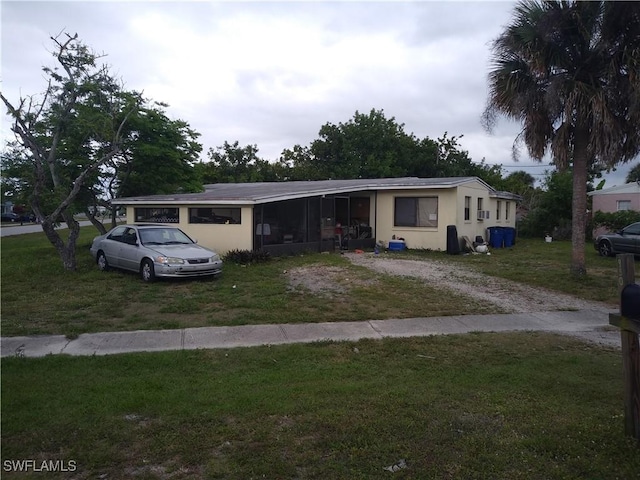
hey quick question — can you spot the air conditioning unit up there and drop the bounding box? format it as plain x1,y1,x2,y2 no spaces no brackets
477,210,490,220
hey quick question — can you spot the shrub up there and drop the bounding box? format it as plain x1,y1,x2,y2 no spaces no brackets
223,249,271,265
592,210,640,232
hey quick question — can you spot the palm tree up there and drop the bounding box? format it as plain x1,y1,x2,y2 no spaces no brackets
483,1,640,276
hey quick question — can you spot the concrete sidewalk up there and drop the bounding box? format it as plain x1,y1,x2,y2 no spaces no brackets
0,309,623,358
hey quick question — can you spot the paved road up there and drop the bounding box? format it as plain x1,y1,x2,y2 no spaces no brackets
1,220,97,237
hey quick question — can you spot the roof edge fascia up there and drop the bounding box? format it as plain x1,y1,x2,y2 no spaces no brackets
112,177,498,205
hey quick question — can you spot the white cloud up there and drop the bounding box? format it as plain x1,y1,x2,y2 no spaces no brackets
1,0,636,187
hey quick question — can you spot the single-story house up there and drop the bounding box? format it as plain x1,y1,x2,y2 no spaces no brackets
112,177,520,255
588,182,640,213
588,181,640,236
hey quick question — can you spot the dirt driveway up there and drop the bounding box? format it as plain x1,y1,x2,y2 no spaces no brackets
285,252,621,346
343,252,615,313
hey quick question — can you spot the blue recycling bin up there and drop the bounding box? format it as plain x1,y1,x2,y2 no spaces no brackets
489,227,504,248
503,227,515,248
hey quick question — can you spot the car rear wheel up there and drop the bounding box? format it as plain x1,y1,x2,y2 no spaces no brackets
598,240,613,257
97,251,110,271
140,259,156,282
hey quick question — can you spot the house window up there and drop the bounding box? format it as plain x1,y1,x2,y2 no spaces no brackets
464,196,471,221
135,207,179,223
496,201,502,221
189,207,241,224
394,197,438,227
477,198,483,217
505,201,510,221
617,200,632,211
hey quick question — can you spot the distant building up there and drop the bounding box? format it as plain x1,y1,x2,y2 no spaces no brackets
588,181,640,235
1,201,14,215
589,182,640,213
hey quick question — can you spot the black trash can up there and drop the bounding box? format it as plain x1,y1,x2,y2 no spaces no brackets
446,225,461,255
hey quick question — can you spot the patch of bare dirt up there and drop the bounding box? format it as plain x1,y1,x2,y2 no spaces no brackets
284,254,622,348
343,252,615,314
286,264,377,297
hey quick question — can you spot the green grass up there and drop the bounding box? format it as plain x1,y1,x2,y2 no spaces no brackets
2,333,638,479
2,229,637,478
1,227,502,337
1,228,630,336
412,237,627,304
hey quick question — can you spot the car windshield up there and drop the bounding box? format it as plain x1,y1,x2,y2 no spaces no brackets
139,228,194,246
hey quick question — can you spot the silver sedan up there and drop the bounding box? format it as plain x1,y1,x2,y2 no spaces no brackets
90,224,223,282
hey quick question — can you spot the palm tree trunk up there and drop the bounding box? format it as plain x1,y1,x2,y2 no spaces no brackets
570,128,589,277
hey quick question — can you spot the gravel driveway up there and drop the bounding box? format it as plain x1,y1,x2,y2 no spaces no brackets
344,252,615,314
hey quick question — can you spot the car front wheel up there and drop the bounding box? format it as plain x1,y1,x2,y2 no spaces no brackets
140,259,156,282
97,251,110,271
598,240,613,257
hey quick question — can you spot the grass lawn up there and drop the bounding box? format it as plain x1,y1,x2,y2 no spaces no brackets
0,226,628,337
416,237,627,304
2,333,639,479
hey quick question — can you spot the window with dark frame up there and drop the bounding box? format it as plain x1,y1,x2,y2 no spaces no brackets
464,196,471,221
394,197,438,227
189,207,241,224
134,207,179,223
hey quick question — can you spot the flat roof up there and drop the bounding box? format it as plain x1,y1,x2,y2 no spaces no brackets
587,182,640,196
112,176,512,206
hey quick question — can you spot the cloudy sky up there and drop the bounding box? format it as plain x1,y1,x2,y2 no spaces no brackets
1,0,636,187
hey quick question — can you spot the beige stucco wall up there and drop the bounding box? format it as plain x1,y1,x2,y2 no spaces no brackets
122,180,517,254
375,188,458,251
124,205,253,254
374,180,516,251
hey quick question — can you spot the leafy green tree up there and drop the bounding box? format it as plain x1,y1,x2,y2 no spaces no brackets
0,144,32,210
433,133,504,185
484,1,640,276
1,32,139,270
76,101,205,233
115,103,203,197
277,145,313,180
309,109,417,179
499,171,536,195
199,141,267,183
301,110,502,182
519,170,573,239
